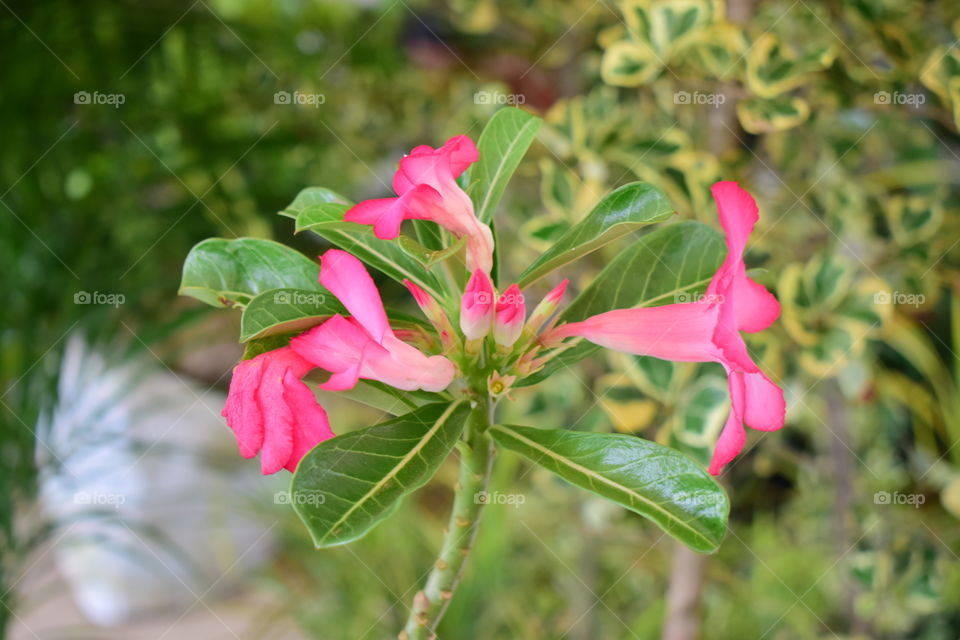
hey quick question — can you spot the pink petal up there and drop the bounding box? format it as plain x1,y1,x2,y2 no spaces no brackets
460,269,495,340
319,250,390,342
291,315,386,391
741,371,785,431
708,371,747,475
362,334,456,392
222,358,265,459
733,274,780,333
711,181,758,258
549,303,721,363
281,370,335,472
343,197,406,239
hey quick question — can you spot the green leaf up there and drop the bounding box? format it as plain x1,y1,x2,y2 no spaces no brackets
331,380,443,416
518,182,674,287
239,287,345,342
292,401,470,548
279,186,351,219
179,238,321,309
521,221,724,386
294,201,446,300
490,424,729,553
466,107,542,224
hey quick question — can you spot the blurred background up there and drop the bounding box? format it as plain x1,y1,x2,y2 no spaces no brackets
2,0,960,638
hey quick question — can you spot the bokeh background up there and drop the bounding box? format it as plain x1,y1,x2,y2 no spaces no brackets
3,0,960,638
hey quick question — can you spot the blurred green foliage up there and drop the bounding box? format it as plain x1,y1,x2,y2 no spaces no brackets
4,0,960,638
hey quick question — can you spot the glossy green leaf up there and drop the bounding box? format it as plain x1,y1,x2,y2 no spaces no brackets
331,380,443,416
465,107,542,224
278,186,351,219
521,221,724,386
518,182,674,287
490,424,729,552
179,238,321,309
239,287,345,342
294,201,446,300
291,401,470,548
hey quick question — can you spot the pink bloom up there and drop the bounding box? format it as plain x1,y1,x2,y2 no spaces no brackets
494,284,525,347
221,347,334,475
459,269,496,340
545,182,784,475
291,250,455,393
344,135,494,274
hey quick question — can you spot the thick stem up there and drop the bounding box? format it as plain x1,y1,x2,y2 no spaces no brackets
401,399,495,640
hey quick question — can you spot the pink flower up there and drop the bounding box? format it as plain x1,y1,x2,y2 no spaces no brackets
459,269,496,340
291,250,456,393
494,284,525,347
545,182,784,475
221,347,334,475
344,135,495,274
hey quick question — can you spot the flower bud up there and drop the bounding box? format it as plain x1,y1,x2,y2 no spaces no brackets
459,269,495,340
494,284,525,347
525,279,568,335
404,279,457,351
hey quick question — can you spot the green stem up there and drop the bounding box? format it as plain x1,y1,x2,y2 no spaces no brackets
401,398,495,640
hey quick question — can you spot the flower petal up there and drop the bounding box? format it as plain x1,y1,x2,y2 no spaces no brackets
361,334,456,392
281,370,335,472
741,371,785,432
290,314,388,391
708,371,747,475
549,303,721,363
319,250,390,342
221,357,265,459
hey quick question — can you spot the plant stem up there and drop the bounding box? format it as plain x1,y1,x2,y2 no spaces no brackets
401,398,495,640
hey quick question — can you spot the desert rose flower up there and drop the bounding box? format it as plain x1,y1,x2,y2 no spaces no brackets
221,347,334,475
291,250,456,392
544,182,785,475
344,135,494,274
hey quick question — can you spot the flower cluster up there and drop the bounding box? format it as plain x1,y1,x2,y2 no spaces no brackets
221,136,784,477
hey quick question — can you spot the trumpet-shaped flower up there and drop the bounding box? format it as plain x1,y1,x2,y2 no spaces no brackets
344,135,494,274
545,182,785,475
291,250,456,393
223,250,455,475
221,347,334,475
